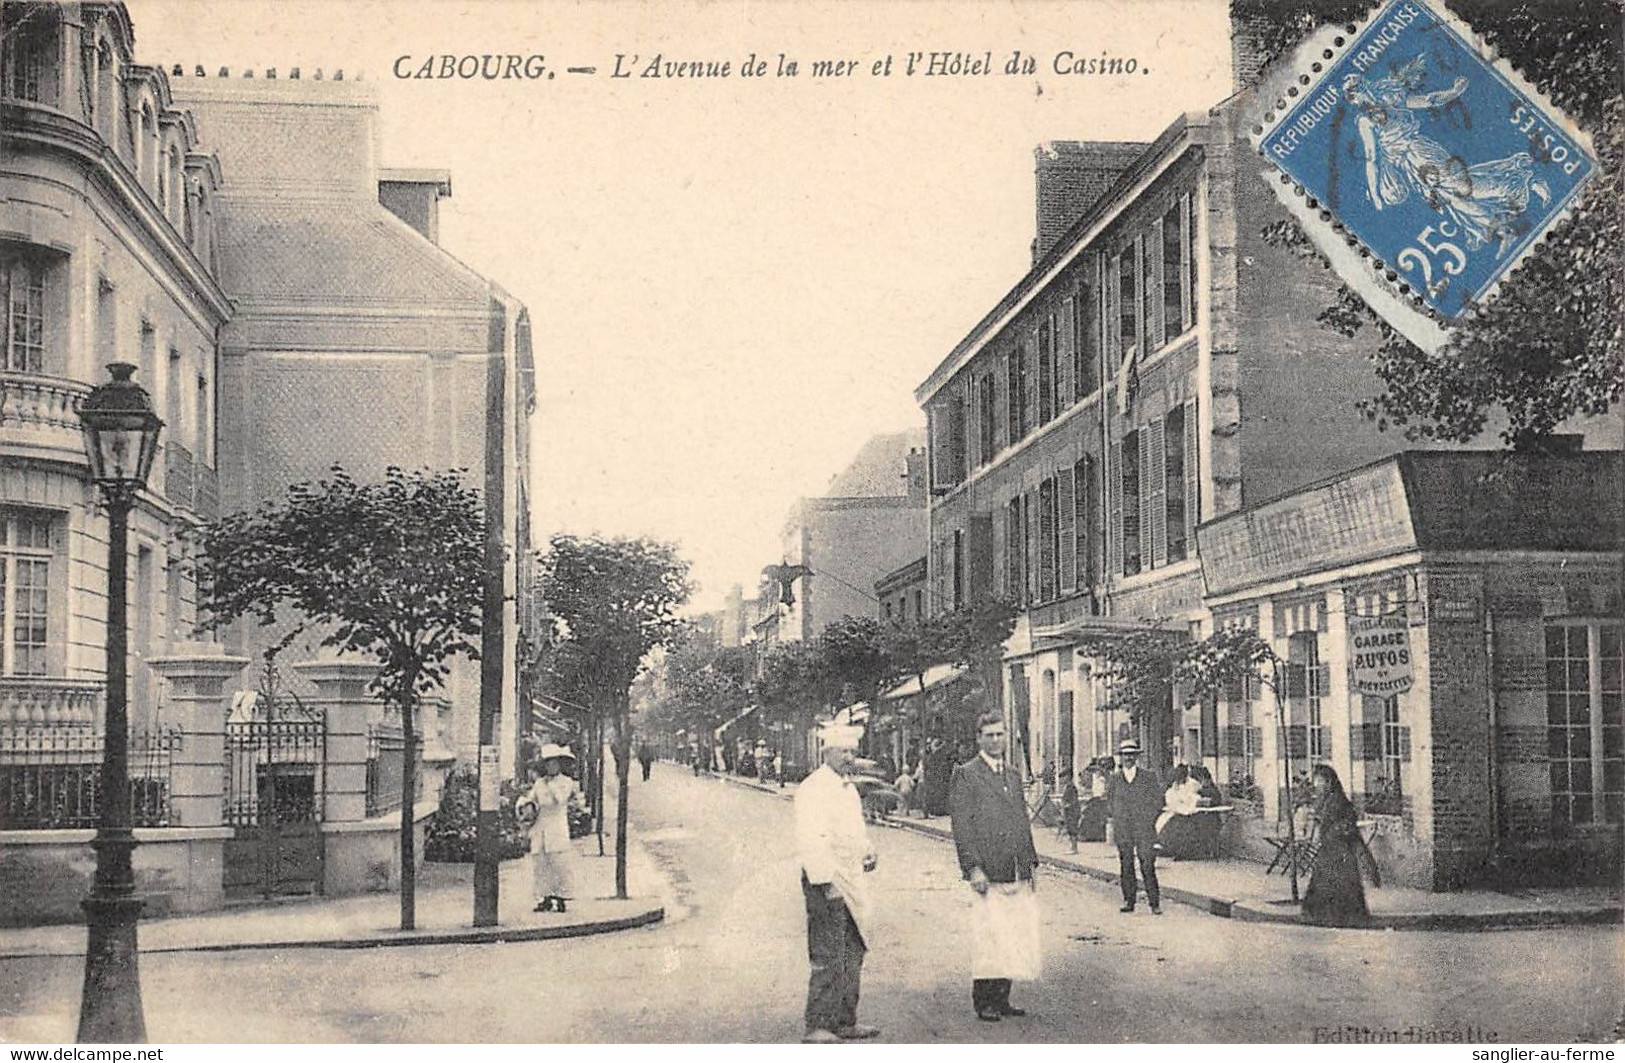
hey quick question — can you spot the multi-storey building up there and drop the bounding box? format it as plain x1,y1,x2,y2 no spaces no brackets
1,0,228,737
751,431,927,646
915,88,1621,886
166,68,537,771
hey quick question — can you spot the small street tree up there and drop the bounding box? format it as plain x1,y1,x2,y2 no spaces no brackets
194,466,485,931
537,534,691,898
1177,626,1306,901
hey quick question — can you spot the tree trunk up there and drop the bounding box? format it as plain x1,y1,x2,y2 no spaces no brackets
398,685,418,931
612,693,632,899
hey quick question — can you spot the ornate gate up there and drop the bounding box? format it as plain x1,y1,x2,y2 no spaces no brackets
223,708,325,898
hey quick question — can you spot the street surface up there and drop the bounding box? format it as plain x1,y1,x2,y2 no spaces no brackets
2,762,1620,1043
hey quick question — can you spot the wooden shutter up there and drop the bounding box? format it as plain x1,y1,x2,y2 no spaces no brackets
993,353,1008,453
1184,399,1200,543
1179,195,1194,332
1146,223,1164,352
1140,426,1165,570
1107,255,1122,369
1057,297,1076,408
1108,441,1123,580
1076,455,1095,589
1025,486,1040,604
1057,465,1077,594
1038,478,1056,602
1027,328,1042,432
991,498,1007,601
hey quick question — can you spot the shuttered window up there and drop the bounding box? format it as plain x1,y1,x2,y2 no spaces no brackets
1165,404,1189,563
1057,466,1077,594
1163,203,1186,346
1144,421,1167,569
1057,297,1076,409
1187,190,1200,329
1116,250,1137,363
1078,273,1101,399
1143,226,1162,355
1025,486,1041,605
1038,478,1057,602
1120,432,1140,577
1037,316,1056,425
1074,454,1096,590
1006,497,1024,607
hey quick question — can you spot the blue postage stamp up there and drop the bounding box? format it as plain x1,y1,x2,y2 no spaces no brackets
1255,0,1598,321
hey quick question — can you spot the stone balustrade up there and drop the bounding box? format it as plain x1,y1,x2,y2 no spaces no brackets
0,372,94,466
0,676,104,731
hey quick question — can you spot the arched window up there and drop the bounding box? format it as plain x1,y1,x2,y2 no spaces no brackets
139,104,155,188
95,40,116,141
167,146,182,221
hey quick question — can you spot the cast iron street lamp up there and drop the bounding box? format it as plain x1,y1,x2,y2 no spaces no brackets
76,363,163,1043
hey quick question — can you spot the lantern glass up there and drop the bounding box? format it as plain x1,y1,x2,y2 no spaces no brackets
79,364,163,490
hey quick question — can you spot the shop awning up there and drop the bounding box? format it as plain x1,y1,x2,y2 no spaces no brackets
881,663,967,701
714,704,759,739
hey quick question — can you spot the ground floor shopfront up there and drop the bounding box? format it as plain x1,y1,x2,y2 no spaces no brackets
992,451,1623,891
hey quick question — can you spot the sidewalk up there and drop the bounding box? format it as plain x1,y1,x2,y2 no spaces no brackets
706,769,1623,931
0,838,667,959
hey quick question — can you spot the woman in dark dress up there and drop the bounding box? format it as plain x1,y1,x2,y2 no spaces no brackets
1302,764,1378,927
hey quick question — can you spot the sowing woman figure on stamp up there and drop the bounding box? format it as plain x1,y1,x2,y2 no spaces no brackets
1343,57,1550,259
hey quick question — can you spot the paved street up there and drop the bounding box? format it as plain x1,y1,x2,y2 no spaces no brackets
2,762,1620,1043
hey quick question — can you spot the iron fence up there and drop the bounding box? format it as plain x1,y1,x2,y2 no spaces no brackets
0,727,180,829
224,716,324,827
365,726,425,817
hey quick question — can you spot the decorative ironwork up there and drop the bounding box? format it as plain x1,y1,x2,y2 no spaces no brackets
0,727,178,830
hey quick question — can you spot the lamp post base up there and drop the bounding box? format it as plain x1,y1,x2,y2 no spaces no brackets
77,895,147,1044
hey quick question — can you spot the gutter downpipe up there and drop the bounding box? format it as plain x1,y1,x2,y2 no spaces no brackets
1485,608,1502,877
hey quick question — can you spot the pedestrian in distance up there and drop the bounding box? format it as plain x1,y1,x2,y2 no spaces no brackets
637,741,655,782
1302,763,1380,927
1107,738,1163,914
949,712,1041,1023
794,727,880,1044
515,744,583,914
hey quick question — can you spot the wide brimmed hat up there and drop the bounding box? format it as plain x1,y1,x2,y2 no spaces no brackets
539,743,576,762
1117,738,1143,755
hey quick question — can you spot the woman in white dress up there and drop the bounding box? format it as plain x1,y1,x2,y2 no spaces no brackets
516,744,582,913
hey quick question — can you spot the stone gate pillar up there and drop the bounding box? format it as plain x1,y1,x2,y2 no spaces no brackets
149,645,250,828
292,657,380,824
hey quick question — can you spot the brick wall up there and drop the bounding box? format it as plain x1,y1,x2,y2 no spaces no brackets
1033,141,1148,263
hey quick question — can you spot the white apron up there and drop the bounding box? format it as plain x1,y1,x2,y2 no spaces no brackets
969,881,1042,980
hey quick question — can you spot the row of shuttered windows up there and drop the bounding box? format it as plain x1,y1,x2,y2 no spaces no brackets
933,191,1200,487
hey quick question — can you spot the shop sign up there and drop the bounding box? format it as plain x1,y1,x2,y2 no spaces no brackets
1199,462,1416,596
1348,613,1414,696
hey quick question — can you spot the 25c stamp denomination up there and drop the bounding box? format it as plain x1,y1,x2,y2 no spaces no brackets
1253,0,1598,329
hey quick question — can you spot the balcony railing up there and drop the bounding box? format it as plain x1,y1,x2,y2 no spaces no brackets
165,441,195,510
0,372,93,464
0,676,103,731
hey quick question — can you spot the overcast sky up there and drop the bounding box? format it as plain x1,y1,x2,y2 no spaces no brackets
128,0,1232,611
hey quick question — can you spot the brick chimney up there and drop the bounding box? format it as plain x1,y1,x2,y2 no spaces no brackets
904,447,928,504
1231,10,1276,91
1033,141,1147,263
378,168,452,244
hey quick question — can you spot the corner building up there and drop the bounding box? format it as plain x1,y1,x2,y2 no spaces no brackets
915,98,1622,887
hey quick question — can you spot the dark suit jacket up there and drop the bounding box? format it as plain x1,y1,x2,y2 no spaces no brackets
949,756,1037,884
1107,768,1164,845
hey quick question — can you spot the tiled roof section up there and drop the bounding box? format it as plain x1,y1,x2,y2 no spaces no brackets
213,198,489,308
1399,451,1624,553
825,429,928,498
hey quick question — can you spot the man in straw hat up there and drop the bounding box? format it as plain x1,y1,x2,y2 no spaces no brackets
516,743,583,914
949,711,1040,1022
794,725,880,1043
1107,737,1163,914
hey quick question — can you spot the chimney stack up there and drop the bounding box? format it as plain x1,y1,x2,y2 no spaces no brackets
1032,141,1146,264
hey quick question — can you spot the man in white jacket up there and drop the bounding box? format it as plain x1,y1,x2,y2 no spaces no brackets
794,729,879,1043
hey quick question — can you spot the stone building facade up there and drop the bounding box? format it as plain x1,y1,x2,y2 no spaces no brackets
1,0,228,735
914,89,1622,887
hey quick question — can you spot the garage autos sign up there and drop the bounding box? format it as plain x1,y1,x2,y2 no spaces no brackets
1349,613,1414,696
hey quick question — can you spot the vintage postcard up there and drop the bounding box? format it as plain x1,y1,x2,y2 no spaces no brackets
0,0,1619,1048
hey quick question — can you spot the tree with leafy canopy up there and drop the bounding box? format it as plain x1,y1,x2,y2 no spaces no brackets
536,534,691,898
754,639,835,763
1175,625,1310,901
1234,0,1622,448
193,466,484,931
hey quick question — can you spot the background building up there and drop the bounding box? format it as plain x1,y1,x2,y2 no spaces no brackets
166,67,537,770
